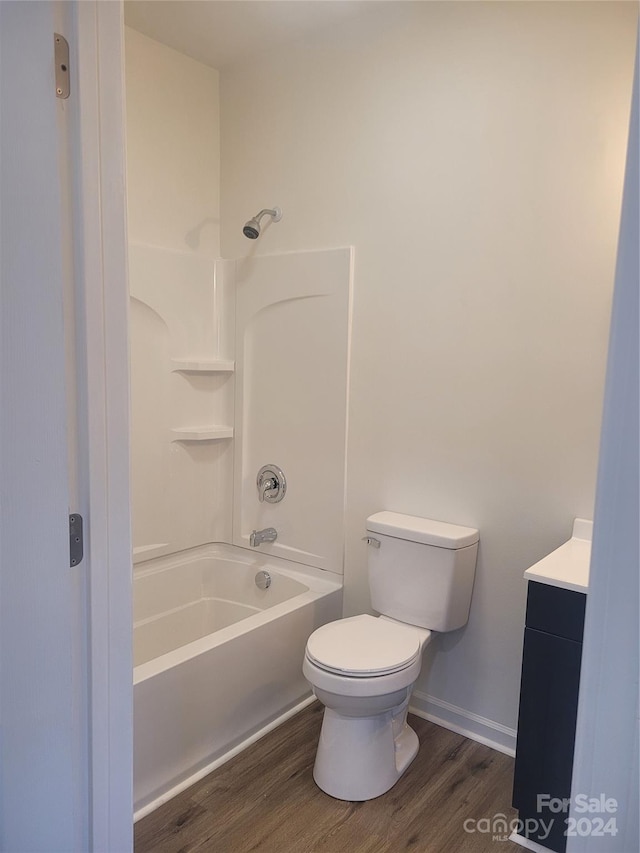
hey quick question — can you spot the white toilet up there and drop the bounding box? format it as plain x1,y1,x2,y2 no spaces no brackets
303,511,479,801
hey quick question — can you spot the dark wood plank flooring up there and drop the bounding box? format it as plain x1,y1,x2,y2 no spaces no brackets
135,702,521,853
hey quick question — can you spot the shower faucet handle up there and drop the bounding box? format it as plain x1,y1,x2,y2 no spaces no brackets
256,464,287,503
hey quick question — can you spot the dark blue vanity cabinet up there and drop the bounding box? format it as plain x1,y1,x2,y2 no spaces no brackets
512,581,586,853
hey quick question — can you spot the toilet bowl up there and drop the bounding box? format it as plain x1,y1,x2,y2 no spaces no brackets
303,614,431,800
303,512,479,802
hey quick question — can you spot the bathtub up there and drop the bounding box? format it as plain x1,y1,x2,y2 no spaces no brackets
133,543,342,818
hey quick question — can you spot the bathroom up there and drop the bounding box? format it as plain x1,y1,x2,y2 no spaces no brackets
124,0,637,849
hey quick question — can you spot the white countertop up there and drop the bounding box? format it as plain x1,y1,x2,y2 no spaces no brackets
523,519,592,594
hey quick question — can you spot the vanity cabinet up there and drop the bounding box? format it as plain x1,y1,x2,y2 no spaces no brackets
512,580,586,853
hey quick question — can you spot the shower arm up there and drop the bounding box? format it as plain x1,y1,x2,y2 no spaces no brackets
254,208,282,223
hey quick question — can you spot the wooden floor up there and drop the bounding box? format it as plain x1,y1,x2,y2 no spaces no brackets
135,702,522,853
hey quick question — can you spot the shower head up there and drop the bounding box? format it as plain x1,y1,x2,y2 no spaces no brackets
243,220,260,239
242,207,282,239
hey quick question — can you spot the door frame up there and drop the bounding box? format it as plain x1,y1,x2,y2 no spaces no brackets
568,35,639,853
73,2,132,849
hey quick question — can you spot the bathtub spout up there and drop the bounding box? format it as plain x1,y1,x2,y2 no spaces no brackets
250,527,278,547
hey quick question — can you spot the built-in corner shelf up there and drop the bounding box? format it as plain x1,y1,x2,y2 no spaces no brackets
171,358,235,373
170,426,234,442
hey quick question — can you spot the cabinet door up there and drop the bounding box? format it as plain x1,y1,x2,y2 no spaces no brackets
512,627,583,852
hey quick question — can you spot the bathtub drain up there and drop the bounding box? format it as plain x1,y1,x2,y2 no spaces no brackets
255,570,271,590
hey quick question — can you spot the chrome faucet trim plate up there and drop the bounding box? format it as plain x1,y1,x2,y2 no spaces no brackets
256,464,286,503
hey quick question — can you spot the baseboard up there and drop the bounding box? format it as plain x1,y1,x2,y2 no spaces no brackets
409,689,517,756
509,831,554,852
134,694,316,822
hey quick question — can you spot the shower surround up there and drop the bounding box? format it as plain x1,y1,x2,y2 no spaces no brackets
130,245,352,571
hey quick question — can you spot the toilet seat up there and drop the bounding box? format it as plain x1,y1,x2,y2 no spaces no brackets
305,614,422,677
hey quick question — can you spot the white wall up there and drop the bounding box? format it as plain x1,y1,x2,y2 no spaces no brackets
125,26,220,255
220,1,637,732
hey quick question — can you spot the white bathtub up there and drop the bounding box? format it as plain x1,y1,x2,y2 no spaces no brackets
133,543,342,817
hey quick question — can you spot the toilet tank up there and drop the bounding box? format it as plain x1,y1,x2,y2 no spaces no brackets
366,512,479,632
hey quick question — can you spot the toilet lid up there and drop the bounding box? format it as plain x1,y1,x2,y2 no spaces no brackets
305,614,422,677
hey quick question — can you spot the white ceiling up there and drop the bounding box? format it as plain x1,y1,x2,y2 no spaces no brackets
124,1,374,70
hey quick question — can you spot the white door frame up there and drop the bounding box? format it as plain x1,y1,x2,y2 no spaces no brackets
1,1,88,848
1,1,131,848
73,2,132,849
567,35,639,853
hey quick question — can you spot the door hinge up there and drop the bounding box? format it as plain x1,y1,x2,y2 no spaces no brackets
69,514,83,567
54,34,70,99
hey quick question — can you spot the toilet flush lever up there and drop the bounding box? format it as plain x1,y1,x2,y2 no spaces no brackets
362,536,381,548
